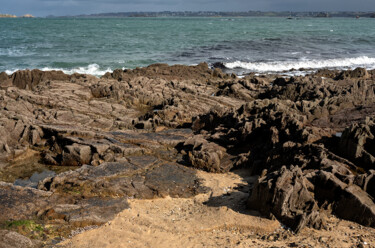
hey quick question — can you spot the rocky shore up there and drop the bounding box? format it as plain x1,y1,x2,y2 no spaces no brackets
0,64,375,247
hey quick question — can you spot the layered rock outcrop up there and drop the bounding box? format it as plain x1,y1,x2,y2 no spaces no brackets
1,64,375,243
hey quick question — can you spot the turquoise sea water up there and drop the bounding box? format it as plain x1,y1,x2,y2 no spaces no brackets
1,17,375,75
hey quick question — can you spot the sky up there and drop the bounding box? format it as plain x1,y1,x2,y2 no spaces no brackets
1,0,374,17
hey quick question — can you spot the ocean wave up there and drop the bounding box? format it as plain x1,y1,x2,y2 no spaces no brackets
5,64,114,77
224,56,375,73
60,64,113,76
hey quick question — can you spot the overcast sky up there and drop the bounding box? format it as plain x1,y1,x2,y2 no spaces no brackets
2,0,375,17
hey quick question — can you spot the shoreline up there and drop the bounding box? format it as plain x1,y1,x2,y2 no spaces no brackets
3,64,375,79
0,63,375,247
3,55,375,78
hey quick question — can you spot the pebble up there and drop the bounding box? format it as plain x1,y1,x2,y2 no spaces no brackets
268,235,275,241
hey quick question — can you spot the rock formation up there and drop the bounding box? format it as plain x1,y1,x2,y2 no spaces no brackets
183,67,375,232
0,64,375,244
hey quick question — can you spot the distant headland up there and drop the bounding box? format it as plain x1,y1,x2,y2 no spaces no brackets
0,14,35,18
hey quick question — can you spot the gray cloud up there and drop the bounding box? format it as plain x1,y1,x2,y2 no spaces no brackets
1,0,374,17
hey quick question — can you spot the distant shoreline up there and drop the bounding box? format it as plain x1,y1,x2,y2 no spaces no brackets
1,11,374,19
0,14,35,18
48,11,375,18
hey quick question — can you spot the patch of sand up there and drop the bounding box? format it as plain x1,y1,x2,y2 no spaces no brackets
59,169,375,248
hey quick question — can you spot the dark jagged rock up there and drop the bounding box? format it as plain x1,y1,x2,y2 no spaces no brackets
313,171,375,227
189,99,328,173
182,68,375,232
339,117,375,170
211,62,227,70
249,164,375,233
248,166,323,233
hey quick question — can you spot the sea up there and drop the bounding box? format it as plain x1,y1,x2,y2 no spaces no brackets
1,17,375,76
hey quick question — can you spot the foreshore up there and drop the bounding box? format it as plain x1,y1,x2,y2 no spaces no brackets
0,63,375,247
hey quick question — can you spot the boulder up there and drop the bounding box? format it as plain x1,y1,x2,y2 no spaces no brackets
10,69,70,90
61,144,92,166
314,171,375,227
182,136,228,172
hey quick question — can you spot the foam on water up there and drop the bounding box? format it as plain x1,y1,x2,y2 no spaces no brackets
5,64,114,77
224,56,375,73
60,64,113,76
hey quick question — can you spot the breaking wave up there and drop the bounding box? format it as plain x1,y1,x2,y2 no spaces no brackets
224,56,375,73
5,64,114,77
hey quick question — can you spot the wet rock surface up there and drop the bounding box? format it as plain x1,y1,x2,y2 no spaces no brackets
1,65,375,245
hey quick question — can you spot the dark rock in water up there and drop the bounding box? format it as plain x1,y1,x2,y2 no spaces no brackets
211,62,227,70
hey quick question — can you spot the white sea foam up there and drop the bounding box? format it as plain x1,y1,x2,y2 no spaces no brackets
59,64,113,76
5,64,114,77
224,56,375,74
